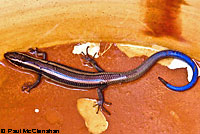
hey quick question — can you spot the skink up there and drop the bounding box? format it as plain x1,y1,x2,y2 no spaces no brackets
4,48,199,114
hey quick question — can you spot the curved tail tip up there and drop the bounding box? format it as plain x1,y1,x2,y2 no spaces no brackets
158,77,168,85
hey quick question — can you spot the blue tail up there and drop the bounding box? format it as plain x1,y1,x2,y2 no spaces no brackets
157,50,198,91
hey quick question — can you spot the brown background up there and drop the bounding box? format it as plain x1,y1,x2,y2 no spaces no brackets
1,45,200,133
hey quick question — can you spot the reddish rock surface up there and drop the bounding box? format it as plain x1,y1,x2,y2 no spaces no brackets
0,45,199,134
